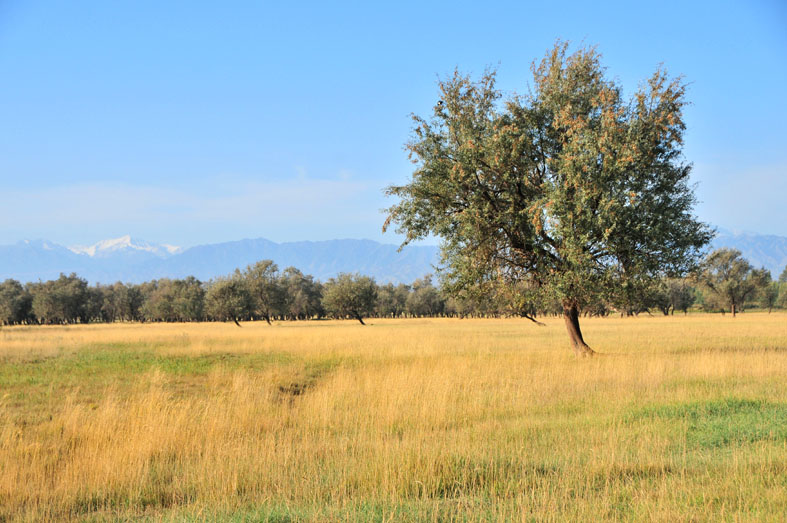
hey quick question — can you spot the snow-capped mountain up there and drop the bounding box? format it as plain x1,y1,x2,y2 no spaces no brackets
68,235,181,258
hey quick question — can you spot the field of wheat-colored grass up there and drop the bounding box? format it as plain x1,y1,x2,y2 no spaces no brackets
1,313,787,521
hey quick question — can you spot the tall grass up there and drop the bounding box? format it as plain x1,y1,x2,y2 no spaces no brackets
1,314,786,520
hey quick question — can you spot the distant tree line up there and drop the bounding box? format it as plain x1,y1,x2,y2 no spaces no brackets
1,248,786,326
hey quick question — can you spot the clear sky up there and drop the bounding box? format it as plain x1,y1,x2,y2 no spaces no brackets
1,0,785,248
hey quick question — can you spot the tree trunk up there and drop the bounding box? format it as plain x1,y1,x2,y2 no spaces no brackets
354,313,366,325
233,318,241,327
562,302,595,357
731,302,737,317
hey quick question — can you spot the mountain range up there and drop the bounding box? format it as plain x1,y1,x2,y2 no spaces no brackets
0,235,441,284
1,229,785,285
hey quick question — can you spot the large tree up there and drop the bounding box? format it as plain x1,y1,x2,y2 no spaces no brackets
384,43,711,355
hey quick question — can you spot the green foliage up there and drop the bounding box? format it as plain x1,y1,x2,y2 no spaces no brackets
666,277,696,314
384,42,711,335
0,279,32,325
451,277,554,319
405,276,445,317
644,277,697,316
376,282,410,317
778,283,787,309
611,279,666,316
759,281,780,313
649,281,674,316
99,282,144,322
206,275,254,324
141,277,205,322
29,273,90,324
169,276,205,322
244,260,286,324
321,273,377,324
280,267,324,320
698,248,769,315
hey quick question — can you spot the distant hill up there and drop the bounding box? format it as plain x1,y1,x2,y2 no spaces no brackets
0,236,441,284
2,229,786,285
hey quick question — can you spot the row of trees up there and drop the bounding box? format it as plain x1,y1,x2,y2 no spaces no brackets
1,248,785,327
0,261,437,326
589,248,787,317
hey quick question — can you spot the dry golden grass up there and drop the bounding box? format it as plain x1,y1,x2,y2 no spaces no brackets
1,313,787,521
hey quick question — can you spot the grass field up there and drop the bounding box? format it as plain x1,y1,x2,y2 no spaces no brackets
1,313,787,521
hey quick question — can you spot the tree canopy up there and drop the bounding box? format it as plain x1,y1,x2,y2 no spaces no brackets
384,42,712,355
698,248,769,316
244,260,286,325
322,273,378,325
206,275,253,326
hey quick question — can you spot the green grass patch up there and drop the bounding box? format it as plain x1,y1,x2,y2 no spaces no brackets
627,397,787,449
0,345,295,388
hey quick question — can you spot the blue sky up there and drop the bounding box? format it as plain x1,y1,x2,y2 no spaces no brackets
1,0,785,248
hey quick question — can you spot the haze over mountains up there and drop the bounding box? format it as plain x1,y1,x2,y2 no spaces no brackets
0,236,441,284
1,229,785,285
